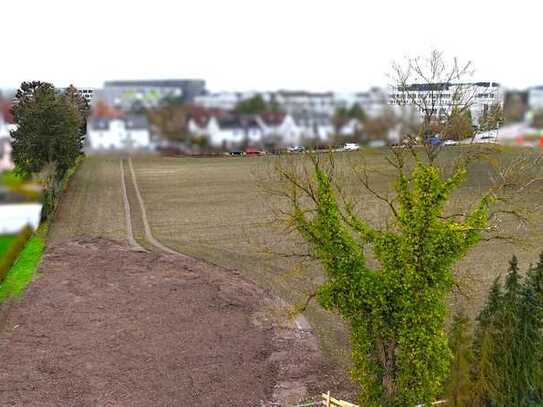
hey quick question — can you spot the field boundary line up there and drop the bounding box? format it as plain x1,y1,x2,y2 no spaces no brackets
127,156,190,258
120,160,145,252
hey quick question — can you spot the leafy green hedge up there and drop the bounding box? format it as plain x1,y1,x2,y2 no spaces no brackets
0,226,33,284
0,230,44,302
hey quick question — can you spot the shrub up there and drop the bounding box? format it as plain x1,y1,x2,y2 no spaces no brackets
276,153,492,406
446,253,543,406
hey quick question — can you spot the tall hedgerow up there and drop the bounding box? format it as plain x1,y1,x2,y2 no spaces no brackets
469,253,543,406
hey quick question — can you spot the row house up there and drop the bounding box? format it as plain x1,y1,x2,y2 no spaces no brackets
187,110,336,148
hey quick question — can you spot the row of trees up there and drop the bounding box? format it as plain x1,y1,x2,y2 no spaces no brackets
10,81,89,218
447,254,543,406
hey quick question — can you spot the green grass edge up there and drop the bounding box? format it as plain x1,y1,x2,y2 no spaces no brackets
0,155,84,304
0,224,46,303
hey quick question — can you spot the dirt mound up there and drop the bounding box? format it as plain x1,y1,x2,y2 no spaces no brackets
0,238,322,406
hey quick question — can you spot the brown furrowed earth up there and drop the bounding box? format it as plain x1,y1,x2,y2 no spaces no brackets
4,148,540,405
128,148,543,369
0,238,324,406
0,155,353,406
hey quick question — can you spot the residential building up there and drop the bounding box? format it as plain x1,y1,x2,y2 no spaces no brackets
188,112,265,148
98,79,206,110
291,111,334,140
275,90,335,116
259,111,302,145
194,92,253,111
335,88,389,118
87,115,152,151
389,82,503,125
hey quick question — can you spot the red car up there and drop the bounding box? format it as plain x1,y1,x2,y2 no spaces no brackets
245,147,264,156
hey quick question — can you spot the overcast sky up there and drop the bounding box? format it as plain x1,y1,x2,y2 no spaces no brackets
2,0,541,92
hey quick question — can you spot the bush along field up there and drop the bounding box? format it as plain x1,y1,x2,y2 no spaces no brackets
446,253,543,406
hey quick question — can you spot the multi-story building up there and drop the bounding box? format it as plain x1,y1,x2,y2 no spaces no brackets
334,88,389,118
98,79,206,110
274,90,335,116
194,92,248,111
389,82,503,125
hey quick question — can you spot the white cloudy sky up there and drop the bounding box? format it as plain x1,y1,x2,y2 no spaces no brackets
2,0,542,92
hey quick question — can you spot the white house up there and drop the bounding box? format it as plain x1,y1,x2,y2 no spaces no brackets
292,112,334,142
87,115,152,151
189,114,266,148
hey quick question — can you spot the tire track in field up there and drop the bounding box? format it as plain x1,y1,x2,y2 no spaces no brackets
125,157,192,258
119,159,145,252
124,157,312,331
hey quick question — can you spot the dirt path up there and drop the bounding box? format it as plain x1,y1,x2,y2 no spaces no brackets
0,157,330,406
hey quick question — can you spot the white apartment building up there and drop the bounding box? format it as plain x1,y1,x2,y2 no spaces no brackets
335,88,390,118
274,91,335,116
194,92,247,111
389,82,503,125
194,90,337,116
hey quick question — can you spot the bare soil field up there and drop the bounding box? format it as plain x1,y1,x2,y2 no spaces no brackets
129,149,543,370
0,156,354,405
14,150,539,405
0,238,324,406
48,156,127,243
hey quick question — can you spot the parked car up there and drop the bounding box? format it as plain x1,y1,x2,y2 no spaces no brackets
476,135,497,144
442,140,458,146
287,145,305,153
229,150,244,156
343,143,360,151
429,136,442,146
245,147,265,156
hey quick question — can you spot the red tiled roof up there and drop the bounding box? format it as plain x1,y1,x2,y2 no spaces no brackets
260,111,286,126
0,100,14,123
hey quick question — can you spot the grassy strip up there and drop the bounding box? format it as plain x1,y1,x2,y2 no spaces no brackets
0,229,45,303
0,157,83,304
0,227,33,283
0,236,16,258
